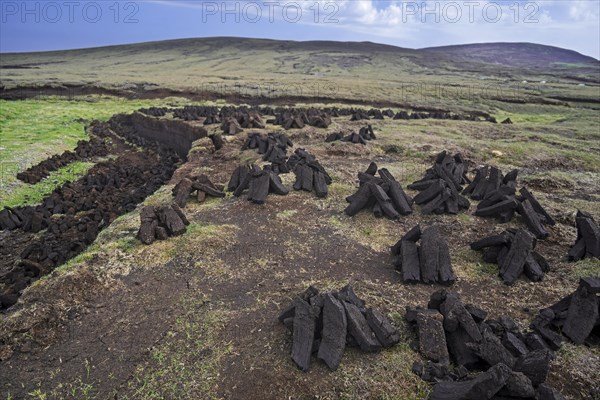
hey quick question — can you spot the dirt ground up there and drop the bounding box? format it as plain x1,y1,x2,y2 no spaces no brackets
1,110,599,400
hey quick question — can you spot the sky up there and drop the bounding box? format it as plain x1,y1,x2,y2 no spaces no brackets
1,0,599,59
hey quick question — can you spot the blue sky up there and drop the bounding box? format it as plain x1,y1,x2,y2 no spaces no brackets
1,0,599,58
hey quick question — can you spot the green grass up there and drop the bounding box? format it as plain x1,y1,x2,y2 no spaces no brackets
570,258,600,280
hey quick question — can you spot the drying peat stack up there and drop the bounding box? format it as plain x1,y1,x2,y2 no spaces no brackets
287,149,332,198
368,108,385,119
172,175,225,208
139,107,170,117
325,125,376,144
350,109,370,121
391,225,455,285
227,164,289,204
220,117,243,135
271,109,332,129
241,132,293,173
408,151,471,215
470,229,551,285
279,285,400,372
16,138,109,184
465,166,554,239
172,105,220,121
532,277,599,346
568,211,600,261
407,290,564,400
137,204,189,245
345,162,413,219
393,110,496,122
220,111,265,134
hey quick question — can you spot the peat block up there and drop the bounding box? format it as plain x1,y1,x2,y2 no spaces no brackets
568,211,600,261
137,204,188,244
289,149,332,198
471,229,550,285
173,174,225,208
409,151,471,215
392,225,455,285
345,162,413,219
227,164,290,204
280,284,399,371
408,290,566,398
531,277,600,346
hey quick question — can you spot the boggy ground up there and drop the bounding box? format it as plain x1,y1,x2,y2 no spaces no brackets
1,109,600,400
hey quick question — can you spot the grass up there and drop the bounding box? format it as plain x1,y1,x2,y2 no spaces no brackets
570,258,600,280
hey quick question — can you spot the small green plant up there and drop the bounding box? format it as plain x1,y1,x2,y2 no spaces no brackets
28,389,47,399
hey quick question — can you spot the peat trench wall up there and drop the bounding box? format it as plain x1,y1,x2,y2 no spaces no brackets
0,114,209,311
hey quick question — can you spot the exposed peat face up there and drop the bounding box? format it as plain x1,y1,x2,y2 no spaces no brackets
0,113,209,310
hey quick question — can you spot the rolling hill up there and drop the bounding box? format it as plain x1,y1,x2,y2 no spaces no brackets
1,37,598,106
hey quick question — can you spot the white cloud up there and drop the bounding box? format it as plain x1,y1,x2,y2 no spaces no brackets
568,0,600,22
148,0,599,57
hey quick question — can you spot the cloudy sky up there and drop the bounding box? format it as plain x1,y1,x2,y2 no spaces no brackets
1,0,599,58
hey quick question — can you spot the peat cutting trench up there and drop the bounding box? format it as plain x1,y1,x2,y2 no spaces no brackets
0,113,216,310
0,104,599,399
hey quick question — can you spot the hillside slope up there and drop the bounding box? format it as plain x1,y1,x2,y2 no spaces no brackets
1,37,598,106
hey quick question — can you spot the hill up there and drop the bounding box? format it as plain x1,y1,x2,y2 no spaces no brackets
1,37,598,106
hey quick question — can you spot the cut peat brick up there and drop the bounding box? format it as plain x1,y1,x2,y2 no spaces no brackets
517,199,548,239
420,228,441,283
280,285,399,371
531,277,600,346
416,310,449,363
366,308,400,347
468,329,516,369
345,162,413,218
173,177,193,208
137,204,189,244
409,151,471,215
514,349,553,387
498,229,534,284
174,174,225,207
344,302,382,353
317,294,347,370
391,224,422,255
408,290,567,397
228,164,291,204
398,240,421,283
428,363,512,400
472,229,547,284
568,211,600,261
291,298,318,372
562,282,599,344
289,148,332,198
519,187,555,226
392,225,454,285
